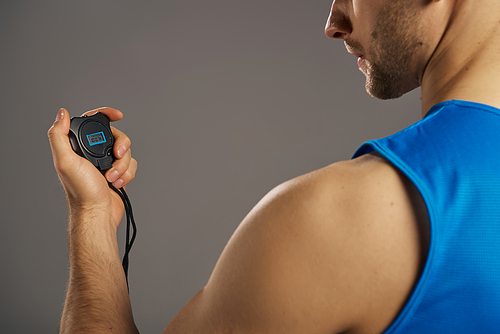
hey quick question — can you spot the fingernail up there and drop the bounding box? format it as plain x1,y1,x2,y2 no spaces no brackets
117,145,126,158
108,170,120,182
56,108,64,122
114,179,124,188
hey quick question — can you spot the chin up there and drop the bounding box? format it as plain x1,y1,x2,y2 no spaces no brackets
365,76,420,100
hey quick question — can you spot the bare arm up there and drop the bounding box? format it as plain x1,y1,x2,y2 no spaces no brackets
48,107,139,334
60,210,138,333
163,155,429,334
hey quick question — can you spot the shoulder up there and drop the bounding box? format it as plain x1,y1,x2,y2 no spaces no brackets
252,152,421,235
165,154,429,334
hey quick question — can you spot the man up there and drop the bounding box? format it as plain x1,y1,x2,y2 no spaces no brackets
48,0,500,333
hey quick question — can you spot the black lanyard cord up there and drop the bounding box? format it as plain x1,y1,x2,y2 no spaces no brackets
109,183,137,290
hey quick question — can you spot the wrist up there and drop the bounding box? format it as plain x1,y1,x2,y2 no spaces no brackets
66,189,124,231
68,204,117,234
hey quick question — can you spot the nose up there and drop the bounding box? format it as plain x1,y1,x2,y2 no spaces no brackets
325,1,352,39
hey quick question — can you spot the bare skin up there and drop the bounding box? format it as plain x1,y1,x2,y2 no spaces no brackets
49,0,500,333
420,0,500,115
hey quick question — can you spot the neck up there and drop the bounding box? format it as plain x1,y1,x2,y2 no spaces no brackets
420,0,500,117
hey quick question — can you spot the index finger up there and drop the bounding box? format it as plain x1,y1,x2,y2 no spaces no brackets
81,107,123,122
110,126,132,159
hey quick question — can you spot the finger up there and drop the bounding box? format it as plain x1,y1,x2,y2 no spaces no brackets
105,147,132,183
110,126,131,159
112,157,138,189
105,126,133,185
81,107,123,123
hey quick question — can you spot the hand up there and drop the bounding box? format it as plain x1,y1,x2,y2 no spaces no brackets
48,107,138,229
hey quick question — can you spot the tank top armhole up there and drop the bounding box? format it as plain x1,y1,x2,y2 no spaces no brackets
353,141,438,334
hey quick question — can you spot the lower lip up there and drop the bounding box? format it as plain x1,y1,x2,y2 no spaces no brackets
357,56,365,68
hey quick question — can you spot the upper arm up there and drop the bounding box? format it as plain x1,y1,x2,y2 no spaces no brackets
163,154,429,334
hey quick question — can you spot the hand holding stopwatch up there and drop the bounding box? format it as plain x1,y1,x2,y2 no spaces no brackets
68,112,137,290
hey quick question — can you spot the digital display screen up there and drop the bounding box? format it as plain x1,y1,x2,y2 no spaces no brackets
87,131,106,146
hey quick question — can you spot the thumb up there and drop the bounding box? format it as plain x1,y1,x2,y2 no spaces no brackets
47,108,77,172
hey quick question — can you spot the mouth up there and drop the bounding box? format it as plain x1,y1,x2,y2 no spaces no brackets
344,41,365,69
348,50,365,69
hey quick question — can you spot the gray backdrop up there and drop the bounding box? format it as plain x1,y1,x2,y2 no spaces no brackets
0,1,421,333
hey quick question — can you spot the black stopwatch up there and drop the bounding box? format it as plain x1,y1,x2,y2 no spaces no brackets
68,112,115,171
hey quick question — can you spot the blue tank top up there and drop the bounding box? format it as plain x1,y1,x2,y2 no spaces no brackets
353,100,500,333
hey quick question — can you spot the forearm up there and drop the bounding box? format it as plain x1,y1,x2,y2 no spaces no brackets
60,210,139,334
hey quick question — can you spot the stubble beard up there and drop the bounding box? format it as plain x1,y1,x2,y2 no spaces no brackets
363,1,425,100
